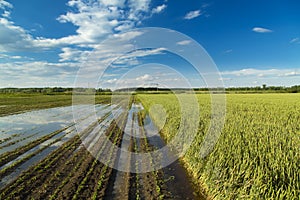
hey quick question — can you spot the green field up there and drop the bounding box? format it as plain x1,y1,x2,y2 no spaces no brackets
138,93,300,199
1,92,299,199
0,94,111,117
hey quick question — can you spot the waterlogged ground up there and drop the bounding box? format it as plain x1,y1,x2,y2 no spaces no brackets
0,103,202,199
0,105,109,154
0,105,119,188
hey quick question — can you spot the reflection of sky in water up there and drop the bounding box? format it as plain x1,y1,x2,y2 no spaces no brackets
0,104,120,189
0,104,110,153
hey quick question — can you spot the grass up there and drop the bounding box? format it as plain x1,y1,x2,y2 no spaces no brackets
138,93,300,200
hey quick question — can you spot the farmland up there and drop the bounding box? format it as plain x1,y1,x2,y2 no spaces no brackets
0,93,299,199
138,93,300,199
0,94,200,199
0,93,111,117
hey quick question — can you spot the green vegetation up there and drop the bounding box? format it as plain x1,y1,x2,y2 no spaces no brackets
138,93,300,199
1,89,299,199
0,93,72,116
0,93,111,117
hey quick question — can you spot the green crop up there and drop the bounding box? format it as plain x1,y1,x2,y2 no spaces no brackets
138,93,300,199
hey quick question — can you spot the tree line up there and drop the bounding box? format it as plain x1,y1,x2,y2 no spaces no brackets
0,85,299,94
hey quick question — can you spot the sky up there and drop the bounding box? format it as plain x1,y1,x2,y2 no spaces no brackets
0,0,299,88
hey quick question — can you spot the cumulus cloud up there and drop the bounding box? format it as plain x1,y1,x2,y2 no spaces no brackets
0,0,12,9
0,18,35,52
0,0,170,87
0,0,161,52
184,10,202,20
98,0,126,7
152,4,167,14
0,1,12,18
58,47,91,62
127,0,152,20
252,27,273,33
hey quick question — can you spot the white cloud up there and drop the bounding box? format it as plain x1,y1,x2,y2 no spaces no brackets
220,68,300,87
114,22,134,32
0,1,12,19
218,77,232,81
98,0,125,7
121,47,166,58
59,47,91,62
152,4,167,14
176,40,192,45
290,37,299,44
184,10,202,20
252,27,273,33
0,53,22,59
136,74,153,81
0,0,190,88
109,47,166,67
112,31,144,41
0,1,12,9
0,0,159,52
281,71,300,77
222,68,299,77
127,0,151,20
0,61,80,87
106,78,118,84
0,18,36,52
56,2,123,44
128,0,151,12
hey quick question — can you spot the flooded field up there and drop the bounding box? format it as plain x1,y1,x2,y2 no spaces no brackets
0,102,202,199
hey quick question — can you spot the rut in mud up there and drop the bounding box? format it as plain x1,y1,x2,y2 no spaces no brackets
0,103,206,199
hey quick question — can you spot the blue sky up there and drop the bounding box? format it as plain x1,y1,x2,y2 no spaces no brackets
0,0,299,88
